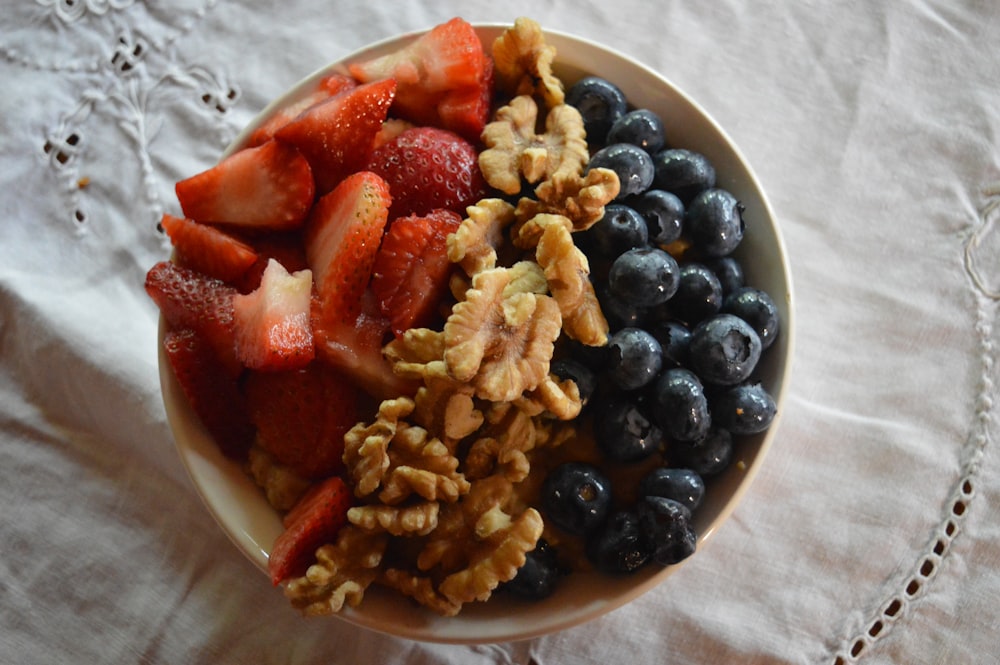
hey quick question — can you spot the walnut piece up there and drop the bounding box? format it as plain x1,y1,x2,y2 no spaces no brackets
380,568,462,617
342,397,412,498
534,217,609,346
447,198,516,276
479,96,588,195
284,526,387,615
443,267,563,402
348,501,440,537
246,442,312,512
516,167,621,232
491,16,564,109
438,506,544,606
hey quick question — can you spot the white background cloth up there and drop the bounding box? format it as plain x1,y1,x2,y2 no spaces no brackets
2,1,999,663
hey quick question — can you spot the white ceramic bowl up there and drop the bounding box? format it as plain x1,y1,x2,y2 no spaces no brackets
159,23,794,644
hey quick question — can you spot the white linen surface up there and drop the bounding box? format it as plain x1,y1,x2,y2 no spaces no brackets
2,1,998,663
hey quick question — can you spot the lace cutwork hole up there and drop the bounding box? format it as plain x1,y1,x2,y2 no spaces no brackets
111,34,146,74
43,132,82,166
201,87,239,114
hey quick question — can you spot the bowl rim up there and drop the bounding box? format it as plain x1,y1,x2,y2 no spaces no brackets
159,21,795,644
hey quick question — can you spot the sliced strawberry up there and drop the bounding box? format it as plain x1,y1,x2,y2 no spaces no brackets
159,213,259,285
313,289,420,401
244,362,361,480
370,209,462,337
276,79,396,196
437,55,494,143
268,475,352,584
163,328,254,459
348,17,491,141
175,139,315,230
244,73,357,147
366,126,488,219
236,231,310,294
145,261,241,377
232,258,314,371
304,171,392,325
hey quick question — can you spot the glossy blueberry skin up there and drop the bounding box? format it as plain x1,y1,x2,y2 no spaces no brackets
652,148,716,204
565,76,628,143
712,382,777,435
688,313,762,386
595,398,665,462
586,510,652,574
630,189,684,246
504,538,563,600
583,203,649,259
651,368,712,442
607,109,666,154
705,256,745,295
649,320,692,368
674,427,733,477
606,327,664,391
608,247,680,308
588,143,655,199
542,462,613,536
685,188,745,258
637,496,697,566
722,287,780,350
638,467,706,512
670,263,724,326
597,282,648,331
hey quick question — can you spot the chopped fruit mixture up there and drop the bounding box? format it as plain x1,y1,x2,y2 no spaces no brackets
148,17,780,617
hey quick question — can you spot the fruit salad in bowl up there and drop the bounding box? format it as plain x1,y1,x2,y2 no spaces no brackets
149,17,793,643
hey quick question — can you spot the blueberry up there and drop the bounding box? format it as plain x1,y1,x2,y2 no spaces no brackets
673,427,733,477
638,496,697,566
630,189,684,246
588,143,655,199
722,287,780,350
586,510,652,574
597,282,648,331
608,247,680,308
565,76,628,143
606,327,663,391
606,109,666,154
712,382,777,435
551,357,598,406
582,204,648,259
649,320,692,368
638,467,705,512
688,314,762,385
595,398,664,462
705,256,745,295
541,462,613,536
669,263,724,326
652,149,716,204
504,538,564,600
685,188,745,258
651,368,711,442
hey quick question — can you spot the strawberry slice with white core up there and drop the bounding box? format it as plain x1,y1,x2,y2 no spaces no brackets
175,139,315,230
232,258,314,371
305,171,392,325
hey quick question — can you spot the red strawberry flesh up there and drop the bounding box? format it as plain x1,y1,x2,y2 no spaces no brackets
268,475,352,584
370,209,463,337
163,328,254,459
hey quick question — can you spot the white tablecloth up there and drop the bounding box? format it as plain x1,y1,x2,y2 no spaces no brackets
3,1,998,663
